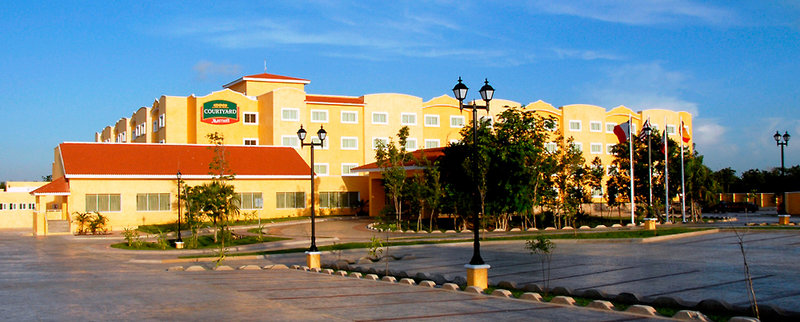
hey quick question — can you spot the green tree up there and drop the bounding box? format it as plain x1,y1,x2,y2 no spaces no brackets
375,126,411,229
684,151,720,221
547,136,589,228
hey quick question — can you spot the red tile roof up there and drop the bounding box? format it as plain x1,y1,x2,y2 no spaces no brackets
57,142,310,178
352,147,446,172
223,73,311,88
305,95,365,106
31,177,70,195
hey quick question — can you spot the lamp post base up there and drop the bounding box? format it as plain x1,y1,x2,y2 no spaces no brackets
465,264,491,290
306,251,321,269
175,241,184,249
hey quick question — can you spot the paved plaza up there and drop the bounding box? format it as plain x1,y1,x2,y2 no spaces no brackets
1,214,798,320
0,230,668,321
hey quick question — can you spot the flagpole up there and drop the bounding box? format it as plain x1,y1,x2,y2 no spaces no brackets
647,118,652,213
664,116,669,223
630,114,635,225
680,117,686,223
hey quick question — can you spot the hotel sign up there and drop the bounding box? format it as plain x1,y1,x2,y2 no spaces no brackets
202,100,239,124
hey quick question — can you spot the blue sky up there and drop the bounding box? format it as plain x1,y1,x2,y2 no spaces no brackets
1,0,799,181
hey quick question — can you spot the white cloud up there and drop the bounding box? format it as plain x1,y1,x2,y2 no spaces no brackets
527,0,738,26
193,61,242,81
552,48,624,61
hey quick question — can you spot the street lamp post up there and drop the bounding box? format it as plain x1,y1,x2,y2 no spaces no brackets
452,77,493,290
298,124,327,269
774,131,790,214
176,171,184,249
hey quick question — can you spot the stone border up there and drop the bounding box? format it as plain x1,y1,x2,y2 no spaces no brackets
320,261,797,321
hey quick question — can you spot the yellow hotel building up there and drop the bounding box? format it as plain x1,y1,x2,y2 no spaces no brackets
21,71,692,234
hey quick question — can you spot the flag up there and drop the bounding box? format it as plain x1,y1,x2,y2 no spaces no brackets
614,121,630,143
681,121,691,143
639,118,651,140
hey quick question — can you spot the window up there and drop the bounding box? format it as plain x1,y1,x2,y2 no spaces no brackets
0,203,4,210
319,192,360,208
29,203,35,209
606,122,616,133
158,114,165,128
314,163,329,176
136,193,170,211
607,144,615,155
19,203,26,210
401,113,417,125
591,187,603,198
153,120,159,132
341,163,359,176
372,112,388,125
590,143,602,154
281,135,300,148
86,194,121,212
572,142,583,152
236,192,263,210
311,110,328,123
424,139,440,149
651,124,659,131
341,111,358,124
424,114,439,127
405,138,417,151
311,137,329,149
341,137,358,150
569,120,582,131
666,125,676,135
372,137,389,150
590,121,602,132
480,116,493,127
276,192,305,209
450,116,465,128
9,203,16,210
281,108,299,121
545,142,558,153
244,112,258,125
243,138,258,146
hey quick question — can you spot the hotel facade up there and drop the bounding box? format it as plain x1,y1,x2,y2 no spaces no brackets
25,72,692,234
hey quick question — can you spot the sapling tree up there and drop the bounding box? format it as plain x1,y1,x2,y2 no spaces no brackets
525,235,555,295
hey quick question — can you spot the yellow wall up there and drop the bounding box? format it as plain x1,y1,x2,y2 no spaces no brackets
785,192,800,215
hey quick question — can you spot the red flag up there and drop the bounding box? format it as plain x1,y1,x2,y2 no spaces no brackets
681,121,691,143
614,121,630,143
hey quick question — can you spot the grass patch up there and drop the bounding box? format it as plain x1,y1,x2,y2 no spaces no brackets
135,215,338,234
111,235,288,250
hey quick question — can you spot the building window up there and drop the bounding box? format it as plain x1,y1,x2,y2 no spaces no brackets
569,120,582,132
29,203,35,209
666,125,676,135
651,123,659,131
9,203,16,210
373,137,389,150
281,135,300,148
311,137,329,149
281,108,299,121
314,163,329,176
341,111,358,124
341,163,359,176
243,138,258,146
158,114,165,128
153,120,159,132
591,187,603,198
424,139,440,149
311,110,328,123
341,137,358,150
590,121,602,132
86,194,121,212
401,113,417,125
136,193,170,211
372,112,388,125
319,192,360,208
276,192,305,209
405,138,417,151
572,142,583,152
424,114,439,127
545,142,558,153
244,112,258,125
590,143,602,154
450,116,465,128
19,203,26,210
235,192,263,210
0,203,4,210
607,144,615,155
606,123,616,133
